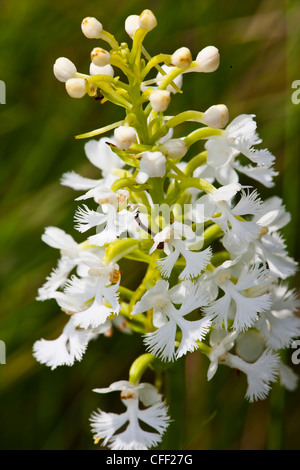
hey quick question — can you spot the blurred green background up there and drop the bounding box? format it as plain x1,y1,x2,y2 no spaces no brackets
0,0,299,450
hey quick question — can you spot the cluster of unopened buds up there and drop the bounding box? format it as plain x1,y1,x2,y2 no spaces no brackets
35,9,300,450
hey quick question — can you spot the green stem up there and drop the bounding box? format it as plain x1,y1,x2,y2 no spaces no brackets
141,53,172,79
185,152,207,175
98,30,119,50
211,250,230,266
157,67,184,91
129,353,155,385
165,110,205,128
141,46,182,94
118,286,134,301
110,55,136,78
111,177,151,192
167,160,186,178
267,384,285,450
184,128,223,148
149,177,166,204
161,357,186,450
129,254,159,312
75,120,124,139
179,177,215,194
202,224,223,248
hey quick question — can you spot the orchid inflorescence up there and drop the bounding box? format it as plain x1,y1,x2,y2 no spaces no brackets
34,9,300,450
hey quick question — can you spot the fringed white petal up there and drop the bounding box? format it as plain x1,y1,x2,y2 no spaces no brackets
74,205,107,233
229,287,271,332
178,246,212,280
144,320,177,362
156,247,180,278
204,291,232,329
224,350,279,402
257,310,300,350
37,258,75,300
33,319,91,370
90,409,128,447
233,162,278,188
176,316,211,358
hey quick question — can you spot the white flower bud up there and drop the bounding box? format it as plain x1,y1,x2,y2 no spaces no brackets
235,331,265,363
136,151,166,183
91,48,111,67
171,47,192,69
65,78,86,99
125,15,140,38
114,126,137,150
202,104,229,128
149,90,171,112
196,46,220,73
89,63,114,77
138,9,157,31
53,57,77,83
81,17,103,39
160,139,187,159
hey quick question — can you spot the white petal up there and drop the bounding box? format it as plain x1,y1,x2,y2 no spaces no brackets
136,384,163,407
211,183,241,202
231,190,263,217
257,310,300,349
144,319,177,362
61,171,103,190
137,401,170,435
204,290,232,329
228,284,271,332
156,247,180,278
90,409,128,447
278,362,298,391
226,114,258,144
205,138,236,167
72,303,114,329
233,162,278,188
37,257,75,299
256,197,291,232
74,205,107,232
42,227,78,256
33,319,91,369
176,316,211,358
256,234,297,279
178,246,212,280
242,145,275,166
224,350,279,402
93,380,133,394
84,137,124,175
215,165,239,186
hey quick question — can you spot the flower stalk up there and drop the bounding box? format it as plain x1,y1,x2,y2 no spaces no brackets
36,7,300,451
